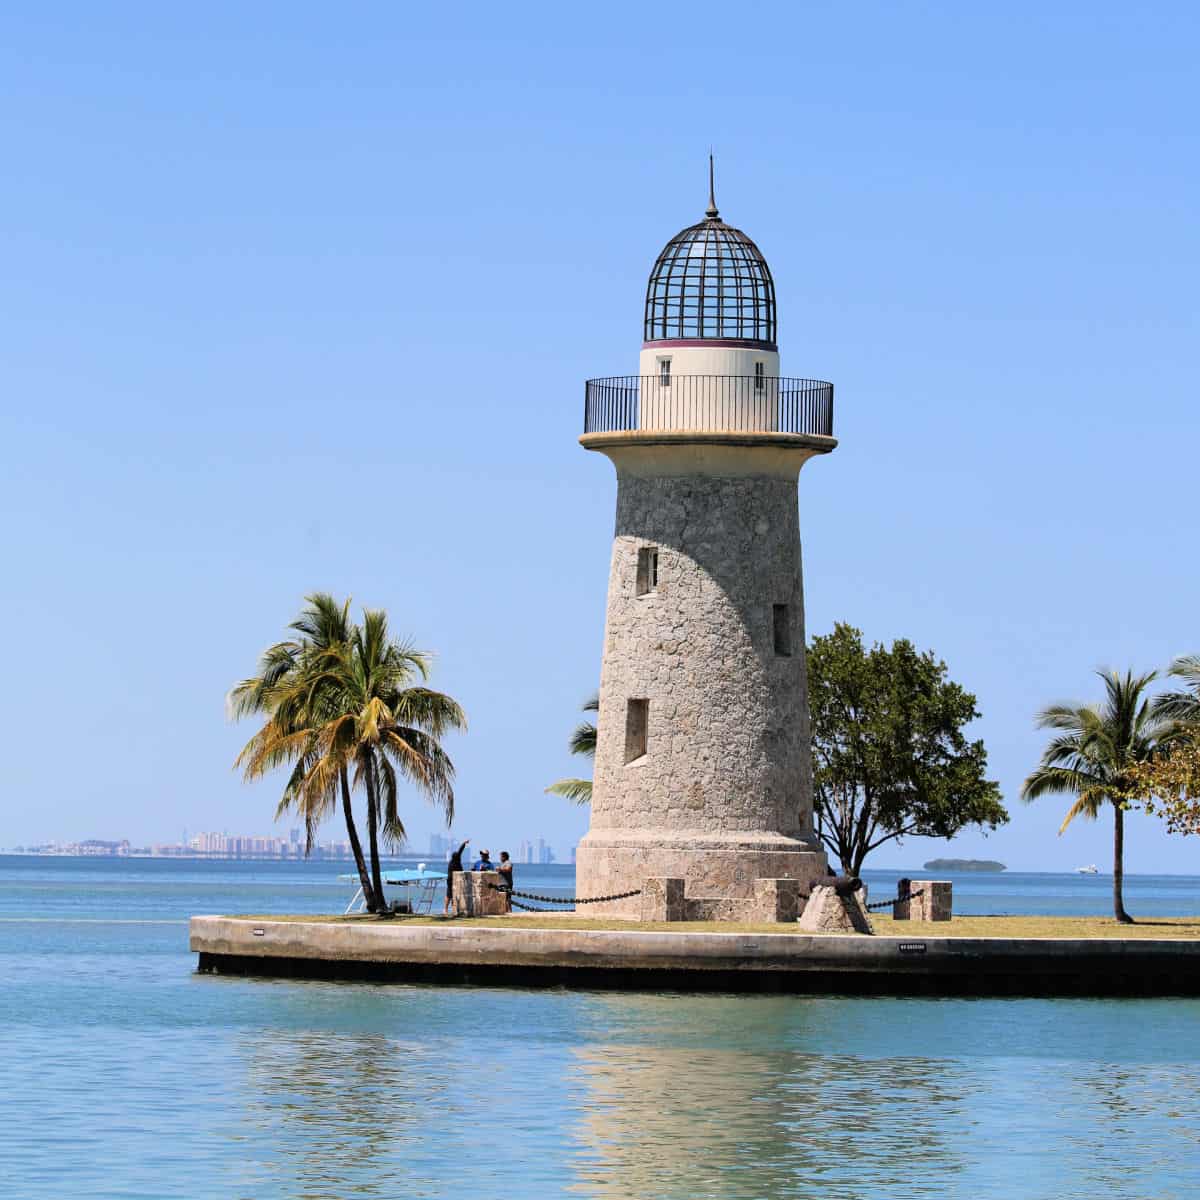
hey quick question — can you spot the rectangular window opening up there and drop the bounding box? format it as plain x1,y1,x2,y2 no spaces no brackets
625,698,649,763
755,361,765,391
773,604,792,657
659,357,671,387
636,546,659,596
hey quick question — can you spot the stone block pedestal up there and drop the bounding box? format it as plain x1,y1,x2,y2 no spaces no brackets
640,877,685,922
894,880,952,922
451,871,507,917
753,878,800,923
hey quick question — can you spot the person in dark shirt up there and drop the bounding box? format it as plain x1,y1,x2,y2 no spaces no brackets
443,839,469,916
498,851,514,913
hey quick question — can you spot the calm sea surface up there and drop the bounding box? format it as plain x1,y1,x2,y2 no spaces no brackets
2,855,1198,1199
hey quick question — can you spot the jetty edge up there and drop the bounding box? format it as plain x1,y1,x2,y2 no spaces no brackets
190,916,1200,996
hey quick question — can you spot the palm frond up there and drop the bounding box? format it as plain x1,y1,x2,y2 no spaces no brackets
1057,791,1105,833
569,720,598,758
546,778,593,804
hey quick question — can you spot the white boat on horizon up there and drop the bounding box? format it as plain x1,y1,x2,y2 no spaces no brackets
1074,864,1100,875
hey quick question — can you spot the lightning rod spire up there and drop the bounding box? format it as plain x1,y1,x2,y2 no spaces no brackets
706,151,719,219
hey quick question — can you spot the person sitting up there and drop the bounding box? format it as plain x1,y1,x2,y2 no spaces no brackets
471,849,495,872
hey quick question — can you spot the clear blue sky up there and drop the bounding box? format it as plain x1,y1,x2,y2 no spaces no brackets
2,3,1197,871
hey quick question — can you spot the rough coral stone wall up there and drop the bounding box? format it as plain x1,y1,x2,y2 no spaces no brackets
589,471,815,839
451,871,507,917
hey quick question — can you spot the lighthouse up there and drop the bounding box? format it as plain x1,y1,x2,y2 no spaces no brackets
574,164,836,918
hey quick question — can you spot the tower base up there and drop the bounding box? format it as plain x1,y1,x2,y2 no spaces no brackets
575,832,828,920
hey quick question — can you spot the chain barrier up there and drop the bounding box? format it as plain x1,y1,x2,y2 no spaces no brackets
486,883,643,906
864,888,925,912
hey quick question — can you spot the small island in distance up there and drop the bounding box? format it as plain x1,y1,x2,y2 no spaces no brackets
923,858,1007,872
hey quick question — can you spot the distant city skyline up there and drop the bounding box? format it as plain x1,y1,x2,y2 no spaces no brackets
4,826,579,864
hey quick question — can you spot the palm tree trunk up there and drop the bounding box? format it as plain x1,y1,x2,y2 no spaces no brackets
362,755,386,912
1113,801,1133,924
340,766,375,912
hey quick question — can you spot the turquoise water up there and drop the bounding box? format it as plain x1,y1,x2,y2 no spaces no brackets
2,857,1199,1198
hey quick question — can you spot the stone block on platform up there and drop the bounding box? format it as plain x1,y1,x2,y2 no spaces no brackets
641,877,686,922
894,880,952,922
752,878,800,923
797,884,874,935
452,871,507,917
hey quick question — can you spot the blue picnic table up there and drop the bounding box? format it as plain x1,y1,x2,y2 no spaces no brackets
337,865,445,914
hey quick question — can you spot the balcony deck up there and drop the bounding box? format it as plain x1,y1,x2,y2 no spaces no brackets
584,375,833,437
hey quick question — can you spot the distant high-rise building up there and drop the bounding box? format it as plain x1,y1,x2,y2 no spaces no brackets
428,832,453,859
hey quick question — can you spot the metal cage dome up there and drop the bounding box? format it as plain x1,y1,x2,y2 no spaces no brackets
643,163,777,348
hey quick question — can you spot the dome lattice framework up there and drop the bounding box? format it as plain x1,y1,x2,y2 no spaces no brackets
643,171,777,347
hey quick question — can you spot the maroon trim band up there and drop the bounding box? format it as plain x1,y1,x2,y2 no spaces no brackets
642,337,778,352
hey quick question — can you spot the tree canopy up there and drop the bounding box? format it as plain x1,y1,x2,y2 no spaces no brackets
807,623,1007,875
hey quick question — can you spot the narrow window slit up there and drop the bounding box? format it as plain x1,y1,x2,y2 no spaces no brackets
773,604,792,657
636,546,659,596
625,699,649,763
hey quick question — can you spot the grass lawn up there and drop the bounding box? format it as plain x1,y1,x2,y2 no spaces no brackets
225,912,1200,939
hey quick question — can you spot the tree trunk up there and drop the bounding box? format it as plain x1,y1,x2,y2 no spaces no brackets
363,754,386,912
340,766,375,912
1113,801,1133,924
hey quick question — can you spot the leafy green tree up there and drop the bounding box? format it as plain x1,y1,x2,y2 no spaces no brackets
1121,653,1200,837
807,623,1007,876
231,595,466,912
1126,743,1200,836
1021,668,1168,924
546,694,598,804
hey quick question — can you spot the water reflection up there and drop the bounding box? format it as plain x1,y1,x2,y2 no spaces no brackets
566,996,969,1199
238,1030,436,1197
198,989,1200,1200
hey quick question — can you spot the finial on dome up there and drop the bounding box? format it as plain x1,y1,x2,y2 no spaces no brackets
706,151,719,219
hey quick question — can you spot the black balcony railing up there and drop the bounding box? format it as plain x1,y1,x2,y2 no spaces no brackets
583,376,834,437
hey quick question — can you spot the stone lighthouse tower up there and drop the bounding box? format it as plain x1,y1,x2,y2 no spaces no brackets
574,164,836,918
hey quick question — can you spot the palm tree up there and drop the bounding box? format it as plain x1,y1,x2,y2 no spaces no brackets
1021,668,1168,923
1152,654,1200,727
546,694,598,804
230,594,378,910
320,609,466,903
231,596,466,913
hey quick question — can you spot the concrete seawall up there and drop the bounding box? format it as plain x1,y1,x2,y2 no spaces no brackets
190,917,1200,996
